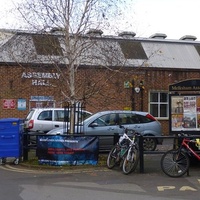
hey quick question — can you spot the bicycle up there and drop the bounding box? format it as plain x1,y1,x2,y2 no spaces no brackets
106,125,140,174
161,133,200,177
122,132,140,175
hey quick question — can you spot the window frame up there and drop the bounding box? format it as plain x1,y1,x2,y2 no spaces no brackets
149,90,169,119
38,110,52,121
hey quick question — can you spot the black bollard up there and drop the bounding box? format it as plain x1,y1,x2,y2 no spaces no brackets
113,133,120,145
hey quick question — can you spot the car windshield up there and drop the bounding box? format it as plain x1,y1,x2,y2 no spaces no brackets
79,111,92,122
92,117,108,126
83,112,117,126
83,113,101,123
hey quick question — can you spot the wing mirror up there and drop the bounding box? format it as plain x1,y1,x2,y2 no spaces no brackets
89,122,98,127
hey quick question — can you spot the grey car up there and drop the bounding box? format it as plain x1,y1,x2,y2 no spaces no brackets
47,110,163,151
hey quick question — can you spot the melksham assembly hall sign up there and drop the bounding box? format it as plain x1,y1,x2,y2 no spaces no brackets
169,79,200,91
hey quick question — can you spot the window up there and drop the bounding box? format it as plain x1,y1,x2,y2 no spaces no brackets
32,35,63,56
74,111,90,123
38,111,52,121
92,114,117,127
149,92,168,118
119,113,139,125
54,110,69,122
78,112,92,122
118,41,147,59
54,110,92,123
195,45,200,56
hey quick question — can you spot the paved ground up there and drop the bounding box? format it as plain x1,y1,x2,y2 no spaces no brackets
1,138,200,199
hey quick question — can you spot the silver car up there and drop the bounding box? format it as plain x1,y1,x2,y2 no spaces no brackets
47,110,163,151
24,108,92,133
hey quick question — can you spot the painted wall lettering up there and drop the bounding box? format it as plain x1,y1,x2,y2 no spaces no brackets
21,71,60,86
21,72,60,79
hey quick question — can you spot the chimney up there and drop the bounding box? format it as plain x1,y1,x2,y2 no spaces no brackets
150,33,167,39
179,35,197,41
118,31,136,38
86,29,103,36
50,27,65,33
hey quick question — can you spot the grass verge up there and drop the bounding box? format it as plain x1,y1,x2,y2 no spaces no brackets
21,151,108,170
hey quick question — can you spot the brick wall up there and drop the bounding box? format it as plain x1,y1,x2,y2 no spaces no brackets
0,64,200,135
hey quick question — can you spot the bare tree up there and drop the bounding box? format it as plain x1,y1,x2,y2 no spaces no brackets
12,0,132,133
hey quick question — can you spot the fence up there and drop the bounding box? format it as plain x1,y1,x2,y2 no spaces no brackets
137,135,175,173
22,133,200,172
63,102,86,134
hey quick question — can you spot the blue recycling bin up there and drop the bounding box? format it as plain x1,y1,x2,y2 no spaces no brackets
0,118,24,164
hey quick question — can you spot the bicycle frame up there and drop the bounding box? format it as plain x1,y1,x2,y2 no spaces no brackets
107,126,139,170
180,138,200,161
118,133,135,154
121,133,135,144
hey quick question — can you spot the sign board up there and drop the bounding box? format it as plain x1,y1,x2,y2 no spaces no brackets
37,135,99,166
169,79,200,92
3,99,16,109
170,95,200,132
30,96,54,101
17,98,26,110
169,79,200,134
124,81,130,88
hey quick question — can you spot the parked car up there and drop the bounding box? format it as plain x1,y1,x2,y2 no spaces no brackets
24,108,92,133
47,110,163,151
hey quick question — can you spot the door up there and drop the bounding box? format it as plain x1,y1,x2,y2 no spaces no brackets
84,113,119,150
53,110,69,130
118,113,144,133
35,110,53,132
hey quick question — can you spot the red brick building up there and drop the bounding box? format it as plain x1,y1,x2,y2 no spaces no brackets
0,29,200,135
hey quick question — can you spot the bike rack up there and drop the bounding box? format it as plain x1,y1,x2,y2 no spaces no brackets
137,135,200,175
137,135,177,173
23,132,199,176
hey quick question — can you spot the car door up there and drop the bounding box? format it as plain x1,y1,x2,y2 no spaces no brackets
36,110,53,132
84,113,119,151
118,113,144,134
53,109,69,129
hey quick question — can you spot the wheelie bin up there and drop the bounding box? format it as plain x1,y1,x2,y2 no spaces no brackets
0,118,24,164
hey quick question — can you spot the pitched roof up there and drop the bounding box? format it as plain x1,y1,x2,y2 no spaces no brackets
0,29,200,69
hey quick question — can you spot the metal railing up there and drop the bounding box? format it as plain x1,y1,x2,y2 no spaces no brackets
63,102,86,134
137,135,175,173
22,132,200,173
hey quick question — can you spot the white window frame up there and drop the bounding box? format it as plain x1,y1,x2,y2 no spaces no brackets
149,91,169,119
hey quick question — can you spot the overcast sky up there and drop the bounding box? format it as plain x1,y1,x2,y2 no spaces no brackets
0,0,199,40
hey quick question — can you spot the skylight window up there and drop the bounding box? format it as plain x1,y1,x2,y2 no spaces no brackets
118,41,147,59
32,35,63,56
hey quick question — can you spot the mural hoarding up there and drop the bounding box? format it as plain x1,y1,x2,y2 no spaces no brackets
37,135,99,166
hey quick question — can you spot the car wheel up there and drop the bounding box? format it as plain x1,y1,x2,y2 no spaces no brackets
143,137,157,151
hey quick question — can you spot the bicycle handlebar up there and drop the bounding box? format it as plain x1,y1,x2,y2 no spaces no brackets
177,132,198,143
119,125,141,136
177,132,190,137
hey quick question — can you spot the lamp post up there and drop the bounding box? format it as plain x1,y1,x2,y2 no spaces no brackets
131,79,135,110
139,81,144,111
130,80,144,111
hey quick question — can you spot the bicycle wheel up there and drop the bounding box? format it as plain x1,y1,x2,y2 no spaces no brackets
107,144,120,169
161,149,190,178
122,146,139,175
